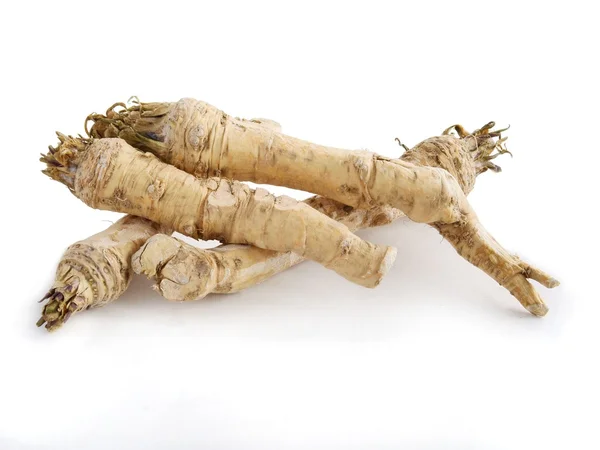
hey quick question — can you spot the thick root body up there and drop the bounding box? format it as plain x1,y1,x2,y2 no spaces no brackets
42,137,396,288
90,105,556,314
129,136,505,302
133,198,402,300
91,99,483,223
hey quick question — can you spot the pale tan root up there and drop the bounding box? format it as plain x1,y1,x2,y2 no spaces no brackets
42,137,396,288
131,134,503,303
417,127,558,315
133,197,401,300
37,215,166,330
89,99,494,221
37,118,281,330
91,103,557,315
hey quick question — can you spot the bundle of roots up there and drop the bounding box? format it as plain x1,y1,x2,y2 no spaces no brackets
36,97,558,331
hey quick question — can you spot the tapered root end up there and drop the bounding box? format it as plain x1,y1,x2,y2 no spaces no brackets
526,265,560,289
40,133,90,190
526,303,549,317
37,280,87,331
498,258,559,317
505,273,549,317
435,219,558,317
443,122,512,174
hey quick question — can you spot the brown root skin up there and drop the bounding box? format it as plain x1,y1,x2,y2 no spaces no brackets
41,136,397,288
37,215,166,331
133,198,402,300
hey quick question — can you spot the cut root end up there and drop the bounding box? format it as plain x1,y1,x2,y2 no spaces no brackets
495,257,557,317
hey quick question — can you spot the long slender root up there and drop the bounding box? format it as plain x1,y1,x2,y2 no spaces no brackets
433,219,557,316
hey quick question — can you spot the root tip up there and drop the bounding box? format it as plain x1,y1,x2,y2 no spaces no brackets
526,303,549,317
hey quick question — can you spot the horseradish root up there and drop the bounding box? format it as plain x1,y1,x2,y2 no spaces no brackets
90,102,557,315
89,98,503,220
132,131,480,301
41,135,396,288
134,129,557,309
37,118,281,330
37,215,166,331
133,197,401,300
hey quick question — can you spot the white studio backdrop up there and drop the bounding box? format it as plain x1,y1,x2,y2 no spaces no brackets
0,1,597,449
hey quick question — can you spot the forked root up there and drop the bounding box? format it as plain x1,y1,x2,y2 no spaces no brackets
131,124,557,314
80,100,560,316
407,122,558,315
434,217,559,316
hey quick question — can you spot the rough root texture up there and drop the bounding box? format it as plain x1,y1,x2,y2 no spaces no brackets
40,132,90,192
41,136,397,288
37,215,166,331
77,99,559,315
130,124,557,314
132,198,402,301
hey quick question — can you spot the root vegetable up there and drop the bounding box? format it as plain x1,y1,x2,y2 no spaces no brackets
39,126,478,307
41,136,397,288
129,130,506,302
89,101,557,315
133,197,401,300
37,215,166,330
89,98,499,215
38,117,283,330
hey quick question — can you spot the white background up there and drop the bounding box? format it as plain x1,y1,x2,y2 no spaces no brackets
1,1,598,449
